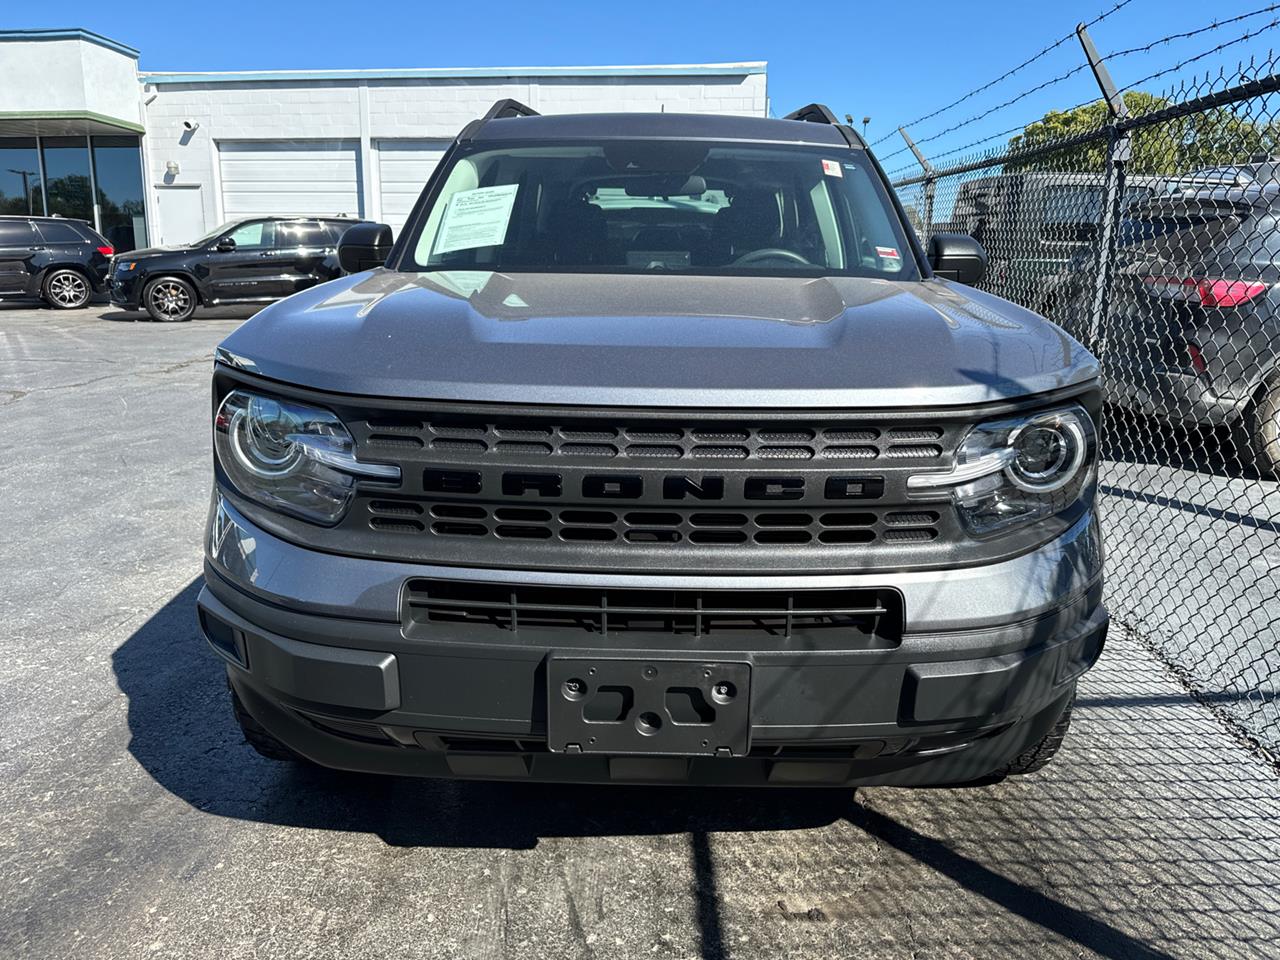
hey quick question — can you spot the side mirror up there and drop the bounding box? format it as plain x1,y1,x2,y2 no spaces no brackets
215,237,236,253
928,232,987,285
338,222,395,274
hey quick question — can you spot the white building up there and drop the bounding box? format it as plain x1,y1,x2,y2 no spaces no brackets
0,28,768,250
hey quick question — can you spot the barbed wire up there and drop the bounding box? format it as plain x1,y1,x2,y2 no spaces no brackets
1119,16,1280,91
878,8,1280,167
869,0,1139,147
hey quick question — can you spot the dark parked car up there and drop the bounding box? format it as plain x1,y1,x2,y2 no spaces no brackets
196,102,1108,790
941,171,1167,313
0,215,115,310
109,216,365,322
1057,166,1280,475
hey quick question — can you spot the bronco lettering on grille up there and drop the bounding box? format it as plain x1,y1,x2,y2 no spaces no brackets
420,470,886,501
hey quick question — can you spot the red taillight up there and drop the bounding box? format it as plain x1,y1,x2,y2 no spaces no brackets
96,245,114,256
1197,279,1267,308
1142,276,1268,308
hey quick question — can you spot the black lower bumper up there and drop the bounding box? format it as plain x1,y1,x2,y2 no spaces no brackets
109,273,143,309
198,564,1107,787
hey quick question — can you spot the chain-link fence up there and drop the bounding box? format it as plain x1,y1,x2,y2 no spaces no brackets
891,53,1280,757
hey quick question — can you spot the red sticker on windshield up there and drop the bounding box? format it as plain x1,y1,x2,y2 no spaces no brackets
822,159,843,177
876,246,901,260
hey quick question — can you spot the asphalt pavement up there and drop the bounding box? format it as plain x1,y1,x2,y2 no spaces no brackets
1,301,1279,960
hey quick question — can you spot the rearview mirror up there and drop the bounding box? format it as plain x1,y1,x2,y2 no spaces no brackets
928,232,987,285
338,222,395,274
215,237,236,253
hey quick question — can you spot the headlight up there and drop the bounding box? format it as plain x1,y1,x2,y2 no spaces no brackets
214,390,399,525
908,404,1096,537
117,261,137,272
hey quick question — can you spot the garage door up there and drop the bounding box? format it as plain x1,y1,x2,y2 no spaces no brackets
219,140,363,220
377,140,450,236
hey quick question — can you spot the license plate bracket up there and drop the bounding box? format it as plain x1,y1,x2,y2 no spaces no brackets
546,658,751,757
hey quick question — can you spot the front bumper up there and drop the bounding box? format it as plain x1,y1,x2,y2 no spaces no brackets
109,270,143,309
199,495,1107,786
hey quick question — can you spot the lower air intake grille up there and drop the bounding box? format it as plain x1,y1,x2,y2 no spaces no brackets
403,579,903,646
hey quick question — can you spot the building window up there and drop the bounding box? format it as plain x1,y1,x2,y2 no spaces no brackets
0,138,43,216
91,135,148,251
38,137,95,223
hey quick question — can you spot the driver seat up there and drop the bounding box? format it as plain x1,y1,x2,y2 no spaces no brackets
710,189,784,263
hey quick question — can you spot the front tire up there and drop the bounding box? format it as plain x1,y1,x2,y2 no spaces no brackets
143,276,197,322
43,269,91,309
1004,693,1074,776
231,689,302,762
1245,380,1280,479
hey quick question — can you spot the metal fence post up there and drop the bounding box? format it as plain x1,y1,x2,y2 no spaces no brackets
1078,23,1131,351
898,126,936,239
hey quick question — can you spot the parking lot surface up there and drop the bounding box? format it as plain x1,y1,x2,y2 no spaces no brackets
2,303,1279,960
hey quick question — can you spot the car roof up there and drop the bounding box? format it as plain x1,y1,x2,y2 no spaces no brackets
471,112,852,147
0,214,94,223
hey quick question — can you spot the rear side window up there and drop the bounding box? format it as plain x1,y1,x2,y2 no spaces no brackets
275,221,331,247
323,221,354,242
35,220,90,244
0,220,39,245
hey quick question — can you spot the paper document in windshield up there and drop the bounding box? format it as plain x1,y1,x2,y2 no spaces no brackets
433,184,520,255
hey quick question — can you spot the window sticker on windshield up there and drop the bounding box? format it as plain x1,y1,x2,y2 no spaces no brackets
821,159,843,178
876,246,901,261
433,183,520,255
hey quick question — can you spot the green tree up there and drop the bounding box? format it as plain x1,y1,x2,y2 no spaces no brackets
1006,91,1280,176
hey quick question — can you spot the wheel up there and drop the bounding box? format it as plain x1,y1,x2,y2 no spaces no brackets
43,268,91,309
143,276,197,322
231,688,302,762
1003,692,1073,776
1244,380,1280,479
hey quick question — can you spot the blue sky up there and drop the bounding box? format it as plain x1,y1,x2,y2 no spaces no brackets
8,0,1279,174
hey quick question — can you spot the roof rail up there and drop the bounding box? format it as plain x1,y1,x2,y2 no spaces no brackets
482,99,540,120
783,103,841,125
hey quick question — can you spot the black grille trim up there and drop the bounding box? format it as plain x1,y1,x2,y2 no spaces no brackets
361,416,949,465
364,499,929,548
403,579,903,646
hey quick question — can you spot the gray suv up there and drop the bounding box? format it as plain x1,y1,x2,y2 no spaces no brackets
197,102,1107,787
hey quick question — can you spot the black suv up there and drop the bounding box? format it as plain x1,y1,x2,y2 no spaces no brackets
0,216,114,310
109,216,365,322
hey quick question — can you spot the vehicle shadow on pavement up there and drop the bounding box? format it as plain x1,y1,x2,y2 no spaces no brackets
98,306,261,323
113,580,852,850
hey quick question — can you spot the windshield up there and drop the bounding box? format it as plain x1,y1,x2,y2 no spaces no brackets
402,140,917,279
190,221,242,247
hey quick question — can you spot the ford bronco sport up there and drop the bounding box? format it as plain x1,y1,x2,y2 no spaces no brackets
197,102,1107,787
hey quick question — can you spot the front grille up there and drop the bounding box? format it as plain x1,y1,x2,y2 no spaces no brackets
215,369,1087,572
403,579,903,646
362,415,945,464
326,405,970,570
367,499,941,547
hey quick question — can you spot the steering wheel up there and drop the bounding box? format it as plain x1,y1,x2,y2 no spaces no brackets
731,247,813,266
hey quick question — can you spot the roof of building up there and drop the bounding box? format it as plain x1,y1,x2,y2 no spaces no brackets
138,61,766,85
473,111,848,146
0,28,139,59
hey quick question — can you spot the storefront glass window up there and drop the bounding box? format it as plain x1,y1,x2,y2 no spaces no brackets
92,135,148,251
39,137,95,223
0,138,43,216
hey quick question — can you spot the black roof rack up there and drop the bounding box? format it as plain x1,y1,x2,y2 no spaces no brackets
782,103,865,149
783,103,841,125
482,99,540,121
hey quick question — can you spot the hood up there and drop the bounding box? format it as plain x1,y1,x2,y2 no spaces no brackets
121,244,194,259
216,270,1098,408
